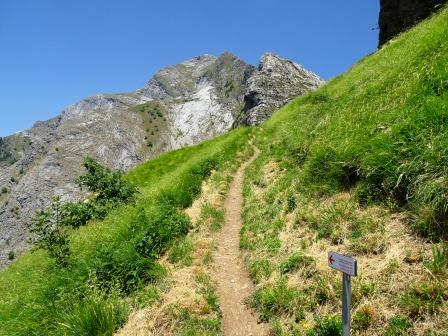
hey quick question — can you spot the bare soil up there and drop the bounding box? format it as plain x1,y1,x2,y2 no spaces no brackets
211,147,269,336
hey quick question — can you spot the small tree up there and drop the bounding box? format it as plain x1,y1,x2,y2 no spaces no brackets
75,157,137,204
30,197,70,267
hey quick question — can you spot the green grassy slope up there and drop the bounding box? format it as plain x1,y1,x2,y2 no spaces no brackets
240,6,448,335
260,6,448,238
0,128,251,335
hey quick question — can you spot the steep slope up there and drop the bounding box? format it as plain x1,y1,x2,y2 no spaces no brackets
241,6,448,335
0,52,321,267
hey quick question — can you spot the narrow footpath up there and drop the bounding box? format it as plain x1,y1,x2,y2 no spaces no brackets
212,147,269,336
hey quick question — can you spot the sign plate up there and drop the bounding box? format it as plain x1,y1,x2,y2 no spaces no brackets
328,251,357,276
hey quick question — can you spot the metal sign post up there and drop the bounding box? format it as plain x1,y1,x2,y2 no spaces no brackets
328,251,357,336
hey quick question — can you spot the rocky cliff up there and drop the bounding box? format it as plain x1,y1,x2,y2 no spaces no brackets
379,0,448,47
0,52,322,267
241,53,323,125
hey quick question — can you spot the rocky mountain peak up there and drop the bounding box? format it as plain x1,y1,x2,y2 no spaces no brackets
241,52,324,125
0,51,322,268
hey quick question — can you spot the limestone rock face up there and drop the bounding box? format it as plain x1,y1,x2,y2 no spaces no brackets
379,0,447,47
0,52,322,268
241,53,323,125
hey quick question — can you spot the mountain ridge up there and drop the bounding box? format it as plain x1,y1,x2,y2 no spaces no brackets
0,51,322,267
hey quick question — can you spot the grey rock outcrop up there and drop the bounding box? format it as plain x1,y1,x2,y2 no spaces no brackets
240,53,323,125
0,52,322,268
379,0,447,47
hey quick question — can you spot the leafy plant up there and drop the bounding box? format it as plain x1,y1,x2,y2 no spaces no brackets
30,197,71,267
131,205,191,259
7,251,14,260
75,157,137,204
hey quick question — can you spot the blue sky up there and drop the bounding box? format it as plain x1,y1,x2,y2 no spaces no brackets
0,0,379,136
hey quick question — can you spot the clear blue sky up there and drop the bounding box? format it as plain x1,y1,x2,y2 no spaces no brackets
0,0,379,137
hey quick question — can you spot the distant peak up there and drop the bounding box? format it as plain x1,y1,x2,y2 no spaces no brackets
218,51,238,60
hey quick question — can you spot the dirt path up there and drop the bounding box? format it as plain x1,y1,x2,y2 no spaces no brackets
212,147,269,336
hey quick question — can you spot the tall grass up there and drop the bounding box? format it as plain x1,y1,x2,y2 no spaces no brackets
257,6,448,239
241,6,448,334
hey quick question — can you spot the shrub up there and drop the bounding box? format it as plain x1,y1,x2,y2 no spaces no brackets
90,251,161,294
131,205,191,259
61,201,96,228
7,251,14,260
1,187,7,194
30,197,71,267
75,157,137,204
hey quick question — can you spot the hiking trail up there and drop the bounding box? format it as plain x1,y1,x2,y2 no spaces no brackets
212,146,269,336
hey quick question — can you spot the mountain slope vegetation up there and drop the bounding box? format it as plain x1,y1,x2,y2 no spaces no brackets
241,6,448,335
1,5,448,336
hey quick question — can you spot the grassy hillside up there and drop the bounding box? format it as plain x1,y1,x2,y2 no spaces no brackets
1,5,448,336
241,6,448,335
0,128,252,335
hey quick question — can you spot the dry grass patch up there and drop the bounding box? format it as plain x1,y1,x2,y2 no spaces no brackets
242,165,448,335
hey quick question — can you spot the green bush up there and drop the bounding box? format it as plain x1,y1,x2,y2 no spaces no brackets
131,205,191,259
76,157,137,204
30,197,71,267
90,249,162,294
7,251,14,260
61,201,96,228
